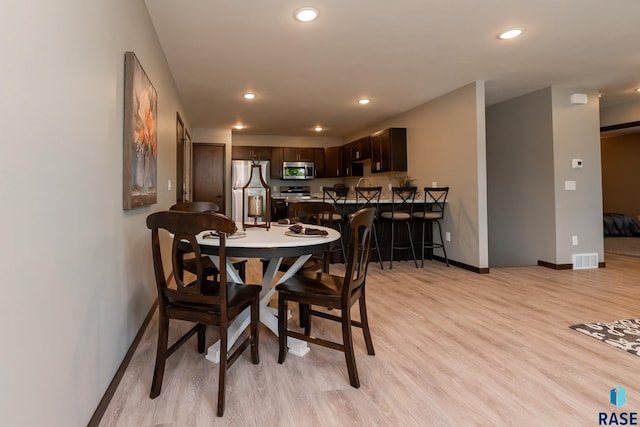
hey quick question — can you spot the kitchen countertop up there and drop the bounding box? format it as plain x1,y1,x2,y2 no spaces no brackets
272,194,423,204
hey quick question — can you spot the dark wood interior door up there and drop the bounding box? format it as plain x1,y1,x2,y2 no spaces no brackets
193,143,225,212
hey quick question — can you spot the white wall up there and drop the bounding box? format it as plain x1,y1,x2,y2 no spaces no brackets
486,87,603,266
550,87,603,264
0,1,185,425
346,82,489,269
600,99,640,127
486,88,556,266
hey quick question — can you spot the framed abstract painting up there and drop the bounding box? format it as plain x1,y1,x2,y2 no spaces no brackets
123,51,157,210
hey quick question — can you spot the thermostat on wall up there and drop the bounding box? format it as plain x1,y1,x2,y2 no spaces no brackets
572,159,583,169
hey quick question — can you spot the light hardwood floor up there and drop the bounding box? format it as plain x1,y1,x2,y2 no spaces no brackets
100,255,640,426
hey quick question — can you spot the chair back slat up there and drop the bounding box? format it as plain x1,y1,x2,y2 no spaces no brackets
391,186,417,216
344,208,375,297
171,233,205,293
422,187,449,219
355,186,382,215
323,187,349,219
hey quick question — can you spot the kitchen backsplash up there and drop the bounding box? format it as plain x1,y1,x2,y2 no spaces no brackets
272,170,406,199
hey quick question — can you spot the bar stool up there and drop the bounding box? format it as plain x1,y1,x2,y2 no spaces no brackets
355,186,384,269
322,186,349,263
380,187,418,269
412,187,449,267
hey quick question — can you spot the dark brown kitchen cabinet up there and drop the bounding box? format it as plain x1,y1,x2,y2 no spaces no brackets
270,147,284,179
324,146,341,177
313,147,325,177
350,136,371,161
283,147,314,162
231,146,272,160
370,128,407,173
340,145,351,176
338,144,363,177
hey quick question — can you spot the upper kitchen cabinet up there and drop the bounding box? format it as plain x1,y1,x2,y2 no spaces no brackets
270,147,284,179
232,146,272,160
324,146,341,177
313,147,326,178
350,136,371,161
340,145,350,176
370,128,407,173
339,144,363,177
283,147,314,162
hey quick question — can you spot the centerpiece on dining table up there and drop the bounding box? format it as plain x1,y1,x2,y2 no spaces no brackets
242,161,271,231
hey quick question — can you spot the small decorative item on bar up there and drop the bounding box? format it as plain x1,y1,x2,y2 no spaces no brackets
242,161,271,230
398,174,414,188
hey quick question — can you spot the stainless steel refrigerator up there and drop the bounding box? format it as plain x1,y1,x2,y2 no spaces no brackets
231,160,270,224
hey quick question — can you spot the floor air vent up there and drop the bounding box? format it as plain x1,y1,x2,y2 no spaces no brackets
572,253,598,270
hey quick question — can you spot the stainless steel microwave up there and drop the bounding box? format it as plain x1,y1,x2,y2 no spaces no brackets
282,161,314,180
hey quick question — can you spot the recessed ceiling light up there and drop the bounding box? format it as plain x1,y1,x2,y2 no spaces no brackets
498,27,525,40
314,126,323,132
243,93,256,100
294,7,319,22
233,124,245,130
635,88,640,92
357,98,370,105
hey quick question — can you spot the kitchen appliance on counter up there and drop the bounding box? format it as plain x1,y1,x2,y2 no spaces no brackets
282,161,314,180
232,160,270,224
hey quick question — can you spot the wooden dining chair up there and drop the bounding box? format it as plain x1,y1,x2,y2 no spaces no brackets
287,201,337,273
276,207,376,388
170,201,247,282
146,210,261,417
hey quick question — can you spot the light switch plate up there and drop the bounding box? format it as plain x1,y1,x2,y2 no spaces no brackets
565,180,576,191
167,179,172,191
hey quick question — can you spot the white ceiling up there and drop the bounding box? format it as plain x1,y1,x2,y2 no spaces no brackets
144,0,640,137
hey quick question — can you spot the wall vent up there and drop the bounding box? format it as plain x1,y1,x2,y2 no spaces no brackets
572,253,598,270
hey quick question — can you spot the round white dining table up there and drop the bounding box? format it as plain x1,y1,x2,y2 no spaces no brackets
195,223,341,363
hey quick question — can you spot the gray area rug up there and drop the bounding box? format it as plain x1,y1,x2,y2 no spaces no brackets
570,319,640,356
604,237,640,258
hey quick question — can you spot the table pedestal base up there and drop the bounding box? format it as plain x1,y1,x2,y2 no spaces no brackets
205,254,312,363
